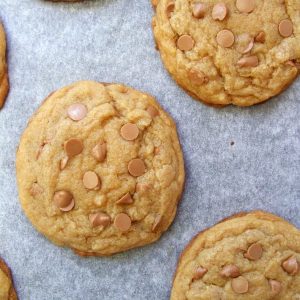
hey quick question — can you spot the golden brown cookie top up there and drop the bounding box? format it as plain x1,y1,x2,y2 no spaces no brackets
171,211,300,299
153,0,300,106
0,22,9,109
17,81,184,256
0,258,18,300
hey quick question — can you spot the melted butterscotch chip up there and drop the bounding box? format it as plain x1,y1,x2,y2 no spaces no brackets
278,19,293,37
220,265,240,278
212,3,227,21
216,30,235,48
89,212,110,227
67,103,87,121
92,142,107,162
152,214,162,232
114,213,132,232
166,2,175,18
282,257,299,275
83,171,101,190
177,35,195,51
255,31,266,43
244,243,263,260
193,267,207,280
269,279,282,296
236,0,256,13
192,3,206,18
188,69,207,85
60,156,69,170
116,193,133,205
147,106,159,118
128,158,146,177
64,138,83,157
120,123,139,141
231,276,249,294
237,55,259,67
53,190,74,212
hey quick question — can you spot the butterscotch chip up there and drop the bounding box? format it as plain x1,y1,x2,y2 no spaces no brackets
188,69,207,85
236,0,256,13
231,276,249,294
53,190,74,212
152,214,162,232
67,103,87,121
128,158,146,177
220,265,240,278
282,257,299,275
212,3,227,21
120,123,139,141
92,142,107,162
16,81,185,256
193,267,207,280
116,193,133,205
89,212,110,227
60,156,69,170
114,213,132,232
269,280,282,296
216,30,235,48
64,138,83,157
83,171,100,190
192,3,206,18
147,105,159,118
177,35,195,51
153,0,300,106
255,31,266,43
171,211,300,299
166,2,175,18
244,243,263,260
237,55,259,67
279,19,293,37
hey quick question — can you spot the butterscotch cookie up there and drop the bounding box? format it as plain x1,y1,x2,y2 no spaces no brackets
0,22,9,109
0,257,18,300
16,81,185,256
171,211,300,299
153,0,300,106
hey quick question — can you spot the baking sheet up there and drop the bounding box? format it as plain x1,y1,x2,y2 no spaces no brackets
0,0,299,299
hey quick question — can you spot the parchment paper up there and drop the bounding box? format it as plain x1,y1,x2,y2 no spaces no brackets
0,0,299,299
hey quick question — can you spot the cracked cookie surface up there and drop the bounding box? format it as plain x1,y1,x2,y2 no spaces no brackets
16,81,185,256
0,257,18,300
153,0,300,106
171,211,300,300
0,22,8,109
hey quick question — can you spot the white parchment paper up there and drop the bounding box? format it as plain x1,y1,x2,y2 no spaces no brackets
0,0,299,299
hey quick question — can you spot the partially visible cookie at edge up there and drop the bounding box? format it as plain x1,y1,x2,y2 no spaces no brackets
16,81,185,256
171,211,300,299
0,257,18,300
0,21,9,109
153,0,300,106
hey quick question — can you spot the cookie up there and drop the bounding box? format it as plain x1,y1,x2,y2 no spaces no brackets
16,81,185,256
0,257,18,300
171,211,300,299
152,0,300,106
0,22,9,109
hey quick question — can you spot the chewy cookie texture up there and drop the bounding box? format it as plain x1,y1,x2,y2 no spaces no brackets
153,0,300,106
0,22,9,109
0,258,18,300
16,81,184,256
171,211,300,300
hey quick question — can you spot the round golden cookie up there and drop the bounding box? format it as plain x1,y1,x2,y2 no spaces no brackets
16,81,185,256
0,258,18,300
152,0,300,106
171,211,300,299
0,22,9,109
